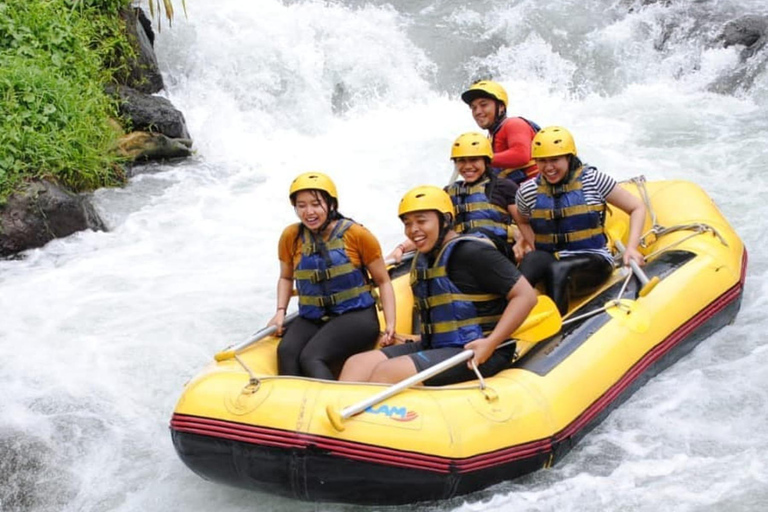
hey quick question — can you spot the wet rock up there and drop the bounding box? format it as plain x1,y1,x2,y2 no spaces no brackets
709,15,768,93
0,432,51,511
332,82,348,115
119,7,164,94
0,181,106,258
719,15,767,58
117,131,193,164
106,84,191,140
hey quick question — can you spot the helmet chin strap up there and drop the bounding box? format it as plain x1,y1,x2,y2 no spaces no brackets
562,154,582,183
316,209,334,234
311,195,338,236
495,103,507,123
429,213,453,259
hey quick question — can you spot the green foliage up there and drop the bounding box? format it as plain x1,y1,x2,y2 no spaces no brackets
0,0,133,201
0,55,124,195
65,0,129,12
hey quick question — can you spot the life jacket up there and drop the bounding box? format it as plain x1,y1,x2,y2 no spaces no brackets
446,175,511,241
410,235,504,348
528,165,607,253
492,117,541,184
294,219,375,320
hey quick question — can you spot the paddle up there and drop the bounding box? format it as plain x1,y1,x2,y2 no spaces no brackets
607,220,659,298
214,312,299,362
614,239,659,297
214,255,412,362
326,295,561,431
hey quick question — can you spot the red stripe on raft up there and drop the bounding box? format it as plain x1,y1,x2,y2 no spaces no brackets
171,250,747,474
555,249,748,443
171,415,453,472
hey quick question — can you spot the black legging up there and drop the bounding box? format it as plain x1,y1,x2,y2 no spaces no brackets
277,306,380,380
519,250,613,315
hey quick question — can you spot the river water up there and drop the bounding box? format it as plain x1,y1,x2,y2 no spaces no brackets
1,1,767,511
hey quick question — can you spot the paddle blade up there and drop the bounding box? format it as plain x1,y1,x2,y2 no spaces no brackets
326,404,346,432
639,276,660,297
510,295,562,343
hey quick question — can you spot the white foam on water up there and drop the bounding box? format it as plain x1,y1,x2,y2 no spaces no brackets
1,0,767,510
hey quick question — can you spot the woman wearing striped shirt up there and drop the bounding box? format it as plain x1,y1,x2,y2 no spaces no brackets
514,126,646,315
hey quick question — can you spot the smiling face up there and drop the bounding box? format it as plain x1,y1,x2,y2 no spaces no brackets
293,190,329,231
535,155,570,184
401,210,441,254
454,156,488,184
469,97,499,130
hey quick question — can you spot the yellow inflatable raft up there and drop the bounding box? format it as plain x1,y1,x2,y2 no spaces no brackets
170,179,746,505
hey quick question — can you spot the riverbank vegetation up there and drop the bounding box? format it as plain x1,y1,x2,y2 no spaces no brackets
0,0,138,203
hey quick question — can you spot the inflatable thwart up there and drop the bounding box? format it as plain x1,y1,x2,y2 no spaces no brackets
170,179,746,505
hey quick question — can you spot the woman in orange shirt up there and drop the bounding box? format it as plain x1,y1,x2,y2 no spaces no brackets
267,172,395,379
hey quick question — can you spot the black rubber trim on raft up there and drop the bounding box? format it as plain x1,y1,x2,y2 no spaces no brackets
549,248,748,465
388,257,412,280
519,250,697,376
170,420,552,504
169,249,747,505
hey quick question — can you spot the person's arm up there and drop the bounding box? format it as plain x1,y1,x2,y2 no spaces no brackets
491,118,535,170
266,261,294,335
513,187,536,249
605,186,646,267
508,203,534,260
384,239,415,263
366,257,396,346
463,277,537,367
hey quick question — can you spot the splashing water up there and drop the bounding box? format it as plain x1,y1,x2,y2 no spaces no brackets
1,1,767,510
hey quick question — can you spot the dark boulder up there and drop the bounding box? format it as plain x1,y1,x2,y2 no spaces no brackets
107,84,191,140
0,181,105,257
720,15,767,54
119,7,164,94
709,15,768,93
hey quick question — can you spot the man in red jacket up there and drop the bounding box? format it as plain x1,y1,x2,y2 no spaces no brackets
461,80,540,185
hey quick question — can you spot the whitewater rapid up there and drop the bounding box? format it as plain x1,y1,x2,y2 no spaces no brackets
1,0,767,510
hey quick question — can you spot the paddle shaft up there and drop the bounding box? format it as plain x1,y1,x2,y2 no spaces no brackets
614,240,649,285
339,350,473,420
215,255,409,361
231,312,299,352
338,337,520,420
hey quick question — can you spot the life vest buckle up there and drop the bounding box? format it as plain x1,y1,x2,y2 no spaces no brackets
319,295,337,308
309,268,332,284
413,268,429,280
302,242,319,255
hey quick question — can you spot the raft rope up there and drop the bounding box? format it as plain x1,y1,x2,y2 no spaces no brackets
627,176,729,253
561,270,635,327
234,354,261,393
557,177,730,330
468,359,487,390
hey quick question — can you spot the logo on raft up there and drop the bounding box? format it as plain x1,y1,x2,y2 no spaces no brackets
364,404,419,422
